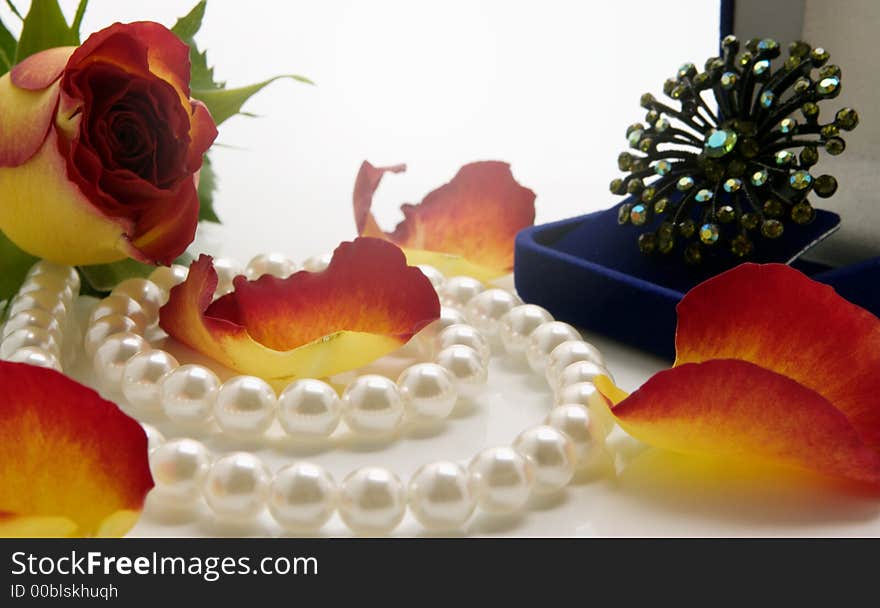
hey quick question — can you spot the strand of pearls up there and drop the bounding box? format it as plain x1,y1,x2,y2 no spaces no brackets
85,256,491,441
0,261,81,371
137,256,614,535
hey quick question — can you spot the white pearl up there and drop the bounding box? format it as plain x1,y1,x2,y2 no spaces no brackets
545,404,597,465
84,314,139,358
160,364,221,425
545,340,604,387
7,291,67,321
2,309,62,344
526,321,581,374
0,327,59,359
396,363,457,421
121,350,179,413
512,425,576,493
439,276,483,308
435,344,487,399
278,378,341,437
27,260,80,293
93,332,149,390
558,361,611,394
555,381,606,409
499,304,553,358
212,257,244,295
438,307,466,330
27,261,79,292
148,264,189,296
416,264,445,289
203,452,271,521
269,462,337,532
246,253,297,279
339,467,406,535
19,274,75,305
214,376,277,438
408,461,476,531
437,324,490,365
302,253,332,273
141,423,165,452
469,447,535,514
342,375,404,436
464,289,520,338
150,438,212,504
6,346,61,371
112,278,164,322
89,295,147,332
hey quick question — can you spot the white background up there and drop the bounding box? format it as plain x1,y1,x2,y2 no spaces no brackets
2,0,721,261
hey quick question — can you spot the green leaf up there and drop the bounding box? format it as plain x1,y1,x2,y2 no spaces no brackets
172,1,221,91
80,253,195,294
194,75,313,126
15,0,77,64
4,1,23,21
171,0,206,41
80,258,155,293
70,0,88,43
0,230,38,307
0,18,17,76
197,153,220,223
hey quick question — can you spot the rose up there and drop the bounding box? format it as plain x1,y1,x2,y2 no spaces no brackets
0,22,217,266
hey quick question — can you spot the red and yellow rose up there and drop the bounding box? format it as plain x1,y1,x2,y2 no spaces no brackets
0,22,217,266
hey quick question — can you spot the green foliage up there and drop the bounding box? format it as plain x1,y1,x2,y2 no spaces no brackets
197,154,220,223
0,230,37,307
0,18,15,75
173,1,312,126
194,75,312,126
15,0,78,63
80,252,193,294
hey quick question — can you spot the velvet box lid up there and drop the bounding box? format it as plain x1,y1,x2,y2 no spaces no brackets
514,200,880,360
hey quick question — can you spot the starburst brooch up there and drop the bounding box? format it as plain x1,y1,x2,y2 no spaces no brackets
613,36,858,265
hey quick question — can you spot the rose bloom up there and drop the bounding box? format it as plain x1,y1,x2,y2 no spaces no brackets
0,22,217,265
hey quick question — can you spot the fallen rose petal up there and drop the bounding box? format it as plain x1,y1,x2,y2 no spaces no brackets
0,362,153,537
602,359,880,485
160,238,440,381
675,263,880,450
353,161,536,280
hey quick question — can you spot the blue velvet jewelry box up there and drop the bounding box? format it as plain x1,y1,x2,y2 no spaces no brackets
514,200,880,360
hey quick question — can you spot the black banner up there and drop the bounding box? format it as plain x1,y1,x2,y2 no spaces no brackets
0,538,873,603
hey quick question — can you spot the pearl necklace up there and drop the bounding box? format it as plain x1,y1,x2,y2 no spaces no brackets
0,261,81,370
128,254,612,535
14,253,615,536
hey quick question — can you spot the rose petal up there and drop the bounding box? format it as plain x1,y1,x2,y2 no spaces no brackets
187,100,217,173
0,128,133,264
124,179,200,265
10,46,75,90
353,161,536,279
160,238,440,381
675,263,880,450
0,362,153,537
604,359,880,485
0,73,61,167
66,22,191,102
